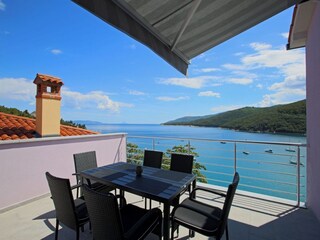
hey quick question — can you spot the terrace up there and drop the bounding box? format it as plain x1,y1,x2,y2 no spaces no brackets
1,134,319,239
1,0,320,239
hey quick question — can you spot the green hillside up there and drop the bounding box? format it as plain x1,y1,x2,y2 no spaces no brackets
164,114,214,124
163,100,306,134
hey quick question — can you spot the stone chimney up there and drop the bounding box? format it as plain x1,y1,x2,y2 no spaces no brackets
33,73,63,137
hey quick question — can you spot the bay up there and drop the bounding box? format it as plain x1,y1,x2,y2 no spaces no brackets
87,123,306,202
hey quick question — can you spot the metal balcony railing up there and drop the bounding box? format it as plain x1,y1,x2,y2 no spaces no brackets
126,135,307,206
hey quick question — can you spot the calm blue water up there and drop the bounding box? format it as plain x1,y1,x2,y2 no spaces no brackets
87,123,306,143
87,124,306,202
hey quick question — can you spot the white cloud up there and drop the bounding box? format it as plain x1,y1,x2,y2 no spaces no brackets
0,78,34,101
211,105,244,114
226,78,253,85
0,0,5,11
256,84,263,89
129,90,145,96
281,32,289,38
231,71,257,79
242,44,304,69
223,42,305,106
156,96,189,102
249,42,272,51
222,63,247,70
62,89,133,112
234,52,245,56
196,68,220,73
198,91,220,98
244,43,306,106
158,76,218,89
258,88,305,107
51,49,63,55
0,77,132,112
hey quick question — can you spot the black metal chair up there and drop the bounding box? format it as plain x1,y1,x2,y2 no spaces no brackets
45,172,90,240
171,172,240,240
143,149,163,208
82,184,163,240
143,149,163,169
170,153,194,206
170,153,194,174
73,151,114,197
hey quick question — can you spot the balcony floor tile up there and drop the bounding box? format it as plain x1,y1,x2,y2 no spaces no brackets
1,191,320,240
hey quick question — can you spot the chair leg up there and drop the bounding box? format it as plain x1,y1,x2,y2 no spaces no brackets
149,199,152,209
55,219,59,240
171,220,175,240
76,228,79,240
226,223,229,240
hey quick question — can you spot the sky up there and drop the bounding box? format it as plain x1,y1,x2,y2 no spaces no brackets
0,0,306,124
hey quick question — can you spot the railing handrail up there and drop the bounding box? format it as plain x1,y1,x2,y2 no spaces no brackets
127,135,306,207
128,135,306,147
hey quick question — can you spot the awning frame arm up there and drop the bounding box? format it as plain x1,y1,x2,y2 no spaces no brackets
171,0,202,51
115,0,190,64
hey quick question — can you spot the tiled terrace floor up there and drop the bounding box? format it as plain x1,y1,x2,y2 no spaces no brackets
1,191,320,240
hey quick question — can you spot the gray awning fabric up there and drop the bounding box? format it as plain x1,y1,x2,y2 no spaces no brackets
72,0,301,75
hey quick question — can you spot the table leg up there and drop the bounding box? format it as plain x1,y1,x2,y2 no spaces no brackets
163,203,170,240
120,189,125,207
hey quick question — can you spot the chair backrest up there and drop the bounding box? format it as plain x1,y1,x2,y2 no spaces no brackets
82,185,123,240
143,150,163,168
45,172,78,230
74,151,98,182
170,153,194,173
217,172,240,239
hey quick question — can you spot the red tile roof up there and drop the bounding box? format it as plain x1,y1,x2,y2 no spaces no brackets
0,112,98,141
34,73,63,85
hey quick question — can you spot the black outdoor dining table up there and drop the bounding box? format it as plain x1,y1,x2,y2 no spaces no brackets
80,162,196,240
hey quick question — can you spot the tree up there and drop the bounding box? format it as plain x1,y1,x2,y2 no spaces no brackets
163,144,207,183
126,142,207,183
127,142,143,165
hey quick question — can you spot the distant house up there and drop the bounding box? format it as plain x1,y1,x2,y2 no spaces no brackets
0,73,97,141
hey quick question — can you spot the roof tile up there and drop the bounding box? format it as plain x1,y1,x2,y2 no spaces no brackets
0,112,98,141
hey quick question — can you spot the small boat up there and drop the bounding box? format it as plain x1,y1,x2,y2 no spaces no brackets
286,148,296,152
220,141,226,144
243,151,249,155
265,149,273,153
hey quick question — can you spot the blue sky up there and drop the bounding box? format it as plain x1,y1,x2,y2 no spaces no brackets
0,1,306,124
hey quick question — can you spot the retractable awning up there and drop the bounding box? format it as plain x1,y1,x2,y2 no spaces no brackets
72,0,301,75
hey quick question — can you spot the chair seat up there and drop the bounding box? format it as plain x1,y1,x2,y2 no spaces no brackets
173,198,222,236
121,204,162,240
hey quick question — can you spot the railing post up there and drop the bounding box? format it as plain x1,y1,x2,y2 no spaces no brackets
187,140,191,154
234,142,237,173
152,138,155,150
297,146,301,207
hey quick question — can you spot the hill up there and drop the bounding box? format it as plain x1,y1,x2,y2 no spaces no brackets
164,114,214,124
163,100,306,134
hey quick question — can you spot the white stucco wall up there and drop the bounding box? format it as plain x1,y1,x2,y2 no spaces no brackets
306,2,320,222
0,133,127,211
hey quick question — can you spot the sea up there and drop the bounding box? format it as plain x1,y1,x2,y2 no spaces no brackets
87,123,306,202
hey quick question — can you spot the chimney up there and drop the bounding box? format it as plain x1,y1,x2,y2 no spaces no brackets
33,73,64,137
